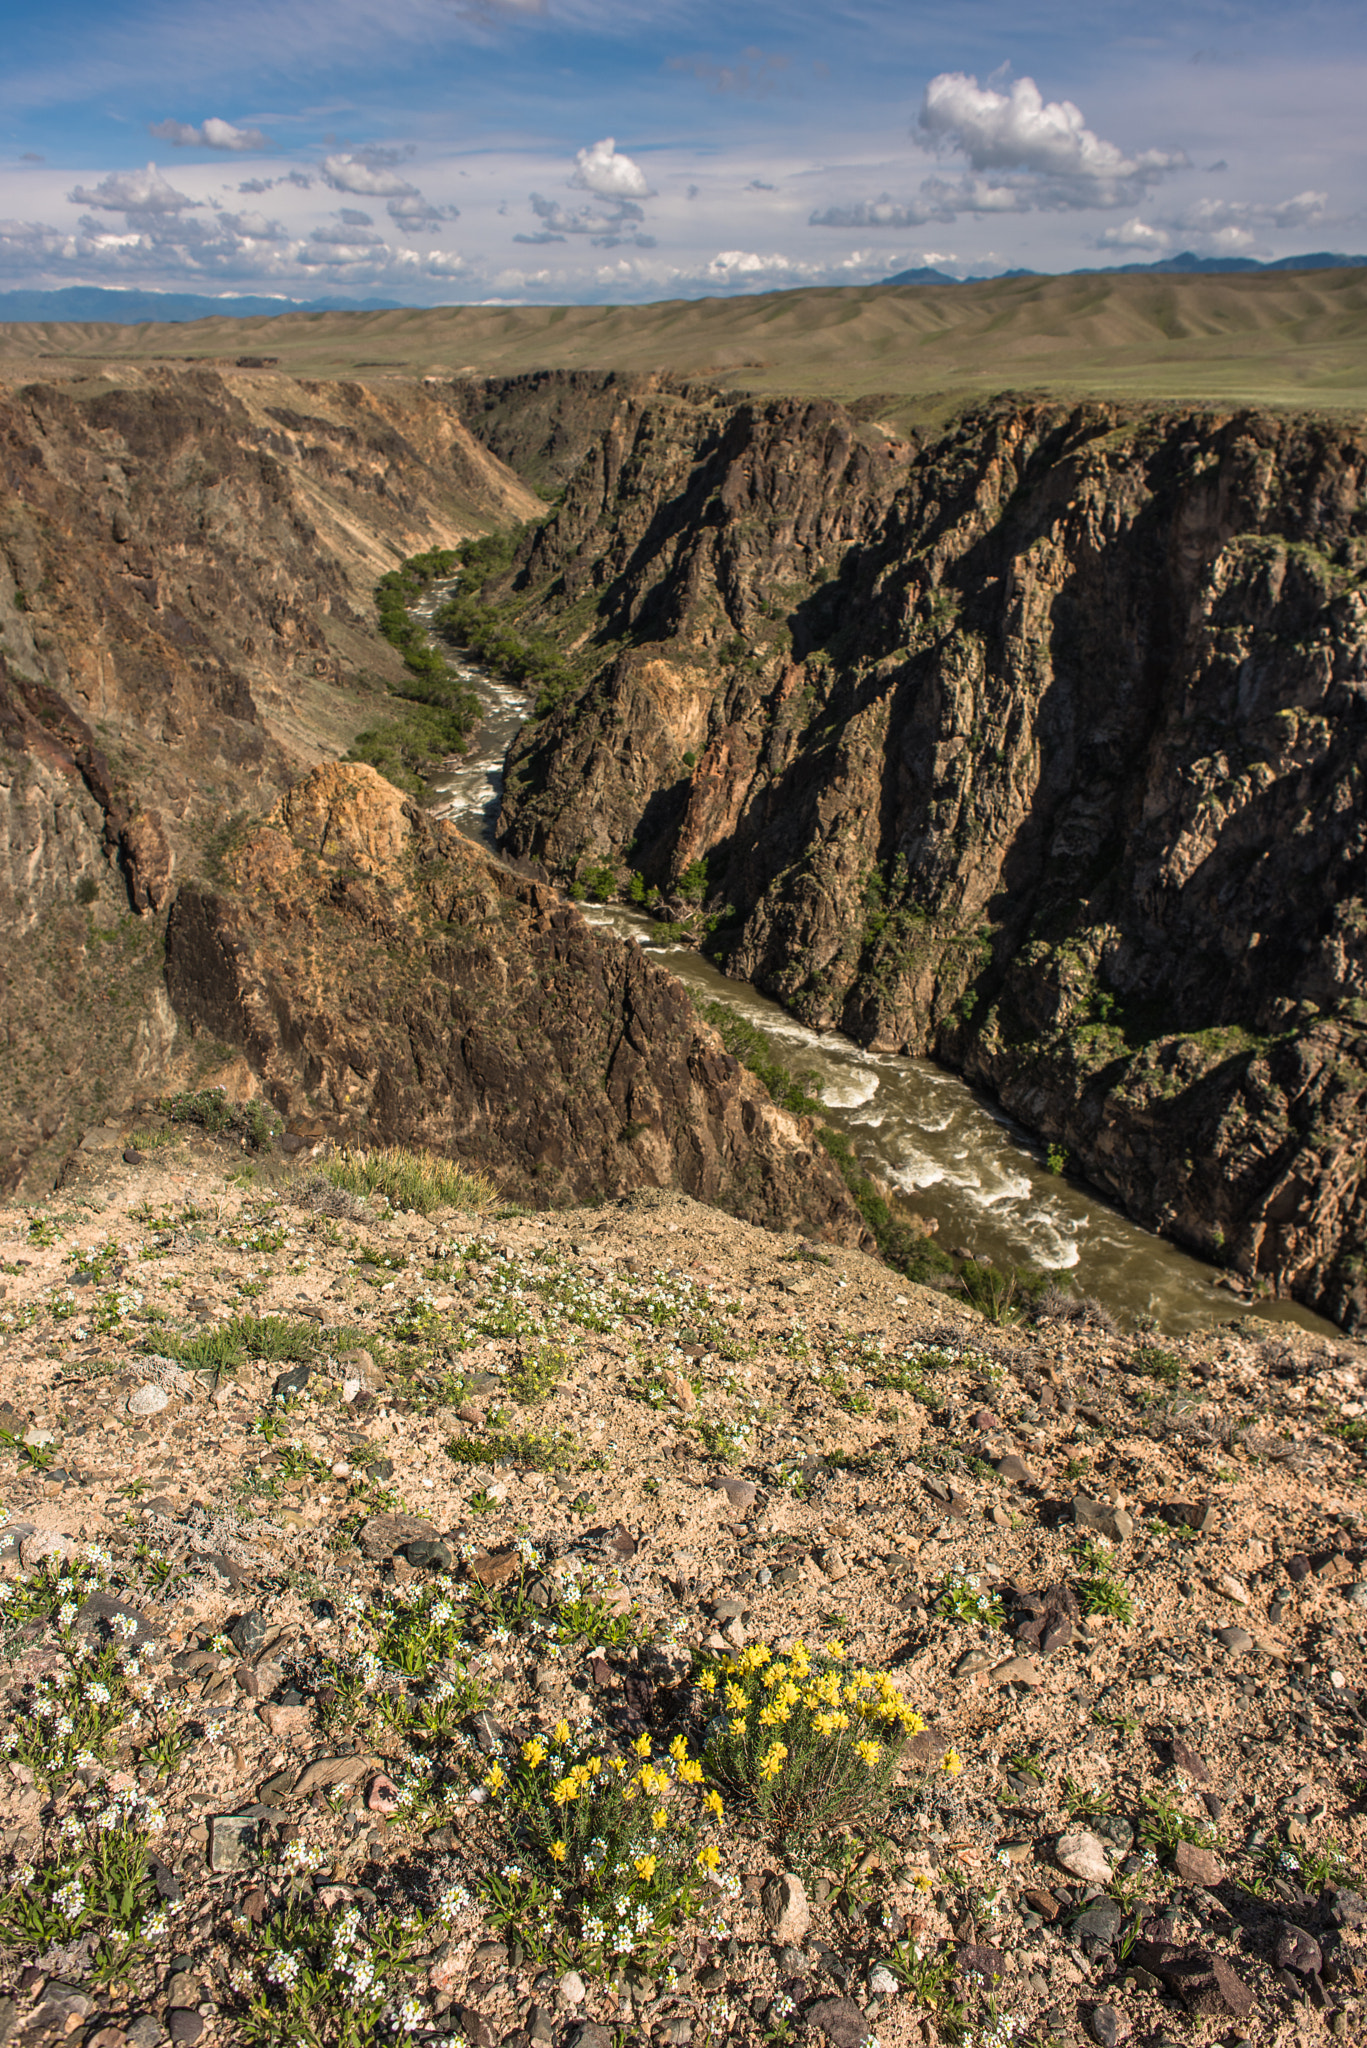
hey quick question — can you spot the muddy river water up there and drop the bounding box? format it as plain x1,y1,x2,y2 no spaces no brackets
419,596,1334,1338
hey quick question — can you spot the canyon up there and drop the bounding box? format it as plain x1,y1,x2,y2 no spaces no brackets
0,354,1364,1326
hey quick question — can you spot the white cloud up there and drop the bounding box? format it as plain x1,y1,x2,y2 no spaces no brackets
571,137,652,199
67,164,198,214
1097,217,1171,250
386,192,460,233
1173,190,1327,236
515,192,653,247
917,73,1185,200
322,152,417,198
705,249,792,276
149,117,270,151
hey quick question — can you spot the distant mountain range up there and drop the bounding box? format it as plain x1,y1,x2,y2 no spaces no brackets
0,286,407,324
880,251,1367,287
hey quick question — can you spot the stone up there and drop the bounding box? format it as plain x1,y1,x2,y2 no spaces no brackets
557,1972,586,2007
166,2014,203,2045
1276,1923,1323,1976
127,1384,170,1416
273,1364,312,1400
1173,1841,1225,1887
227,1609,267,1660
1326,1885,1367,1929
1287,1551,1313,1583
291,1754,372,1798
402,1538,453,1571
20,1528,72,1568
208,1814,258,1872
1073,1494,1134,1543
1023,1889,1061,1922
467,1547,520,1589
126,2022,164,2048
867,1964,898,1998
761,1872,811,1944
0,1519,35,1561
802,1996,868,2048
366,1773,400,1815
1164,1501,1216,1535
1171,1737,1212,1784
710,1476,758,1512
76,1590,156,1651
1088,2007,1121,2048
1207,1957,1254,2018
1214,1625,1254,1654
455,2010,496,2048
954,1648,993,1677
561,2027,612,2048
1345,1582,1367,1609
356,1511,438,1560
1055,1831,1112,1884
1073,1899,1122,1949
1216,1572,1251,1604
990,1655,1043,1686
996,1454,1037,1487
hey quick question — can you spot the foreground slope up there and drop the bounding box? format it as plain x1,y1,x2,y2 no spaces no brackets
0,1143,1365,2046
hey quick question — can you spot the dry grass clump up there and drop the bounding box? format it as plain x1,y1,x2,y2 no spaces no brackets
299,1146,499,1218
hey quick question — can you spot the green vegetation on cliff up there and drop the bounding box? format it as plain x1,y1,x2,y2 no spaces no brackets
434,527,577,717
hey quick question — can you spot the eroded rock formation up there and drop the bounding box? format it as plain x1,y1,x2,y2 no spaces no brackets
461,376,1367,1324
165,762,864,1239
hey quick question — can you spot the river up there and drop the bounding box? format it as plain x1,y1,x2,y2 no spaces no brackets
417,587,1334,1337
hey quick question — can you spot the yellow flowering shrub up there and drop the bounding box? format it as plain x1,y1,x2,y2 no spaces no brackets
482,1719,731,1975
699,1638,926,1843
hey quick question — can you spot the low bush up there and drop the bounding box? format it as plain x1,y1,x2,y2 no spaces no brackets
317,1146,497,1217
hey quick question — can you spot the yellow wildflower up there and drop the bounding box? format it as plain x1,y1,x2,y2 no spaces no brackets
854,1739,882,1767
725,1683,748,1712
669,1734,689,1765
610,1757,627,1774
552,1719,570,1745
652,1807,668,1830
634,1854,657,1883
632,1733,653,1759
703,1789,724,1820
549,1840,567,1863
758,1741,788,1782
483,1763,506,1795
941,1747,964,1776
522,1737,547,1768
902,1709,927,1735
550,1777,578,1805
826,1638,845,1658
698,1668,717,1694
729,1715,748,1737
697,1843,721,1872
677,1758,703,1784
909,1871,932,1893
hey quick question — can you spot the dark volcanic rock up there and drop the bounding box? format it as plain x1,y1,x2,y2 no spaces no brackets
164,764,864,1243
476,377,1367,1326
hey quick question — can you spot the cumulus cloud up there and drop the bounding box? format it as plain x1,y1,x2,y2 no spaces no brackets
1174,190,1327,235
68,164,198,214
322,152,418,198
571,137,652,199
149,117,270,151
516,193,653,248
1097,217,1171,250
916,72,1185,202
386,193,461,233
810,177,1023,230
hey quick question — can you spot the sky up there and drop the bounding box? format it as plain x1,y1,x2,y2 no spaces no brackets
1,0,1364,306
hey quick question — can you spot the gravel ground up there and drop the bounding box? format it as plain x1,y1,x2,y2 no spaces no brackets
2,1121,1367,2048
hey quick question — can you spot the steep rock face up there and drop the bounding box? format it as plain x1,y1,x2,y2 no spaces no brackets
478,384,1367,1324
0,365,539,1186
164,763,865,1240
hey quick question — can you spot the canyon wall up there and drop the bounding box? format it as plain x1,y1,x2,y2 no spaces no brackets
463,376,1367,1325
0,365,539,1186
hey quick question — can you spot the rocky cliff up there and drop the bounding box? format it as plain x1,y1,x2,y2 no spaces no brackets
165,762,864,1240
0,365,539,1187
463,376,1367,1326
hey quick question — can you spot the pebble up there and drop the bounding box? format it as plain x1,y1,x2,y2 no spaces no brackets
1275,1922,1323,1975
166,2015,202,2045
1088,2006,1121,2048
228,1608,267,1660
558,1970,587,2006
761,1871,811,1943
1214,1625,1254,1654
127,1384,170,1416
867,1964,898,1998
208,1813,258,1872
1055,1830,1113,1884
954,1648,993,1677
709,1475,758,1512
1073,1494,1134,1543
366,1773,400,1815
273,1363,312,1400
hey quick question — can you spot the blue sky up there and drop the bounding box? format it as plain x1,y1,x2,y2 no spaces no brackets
1,0,1363,304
